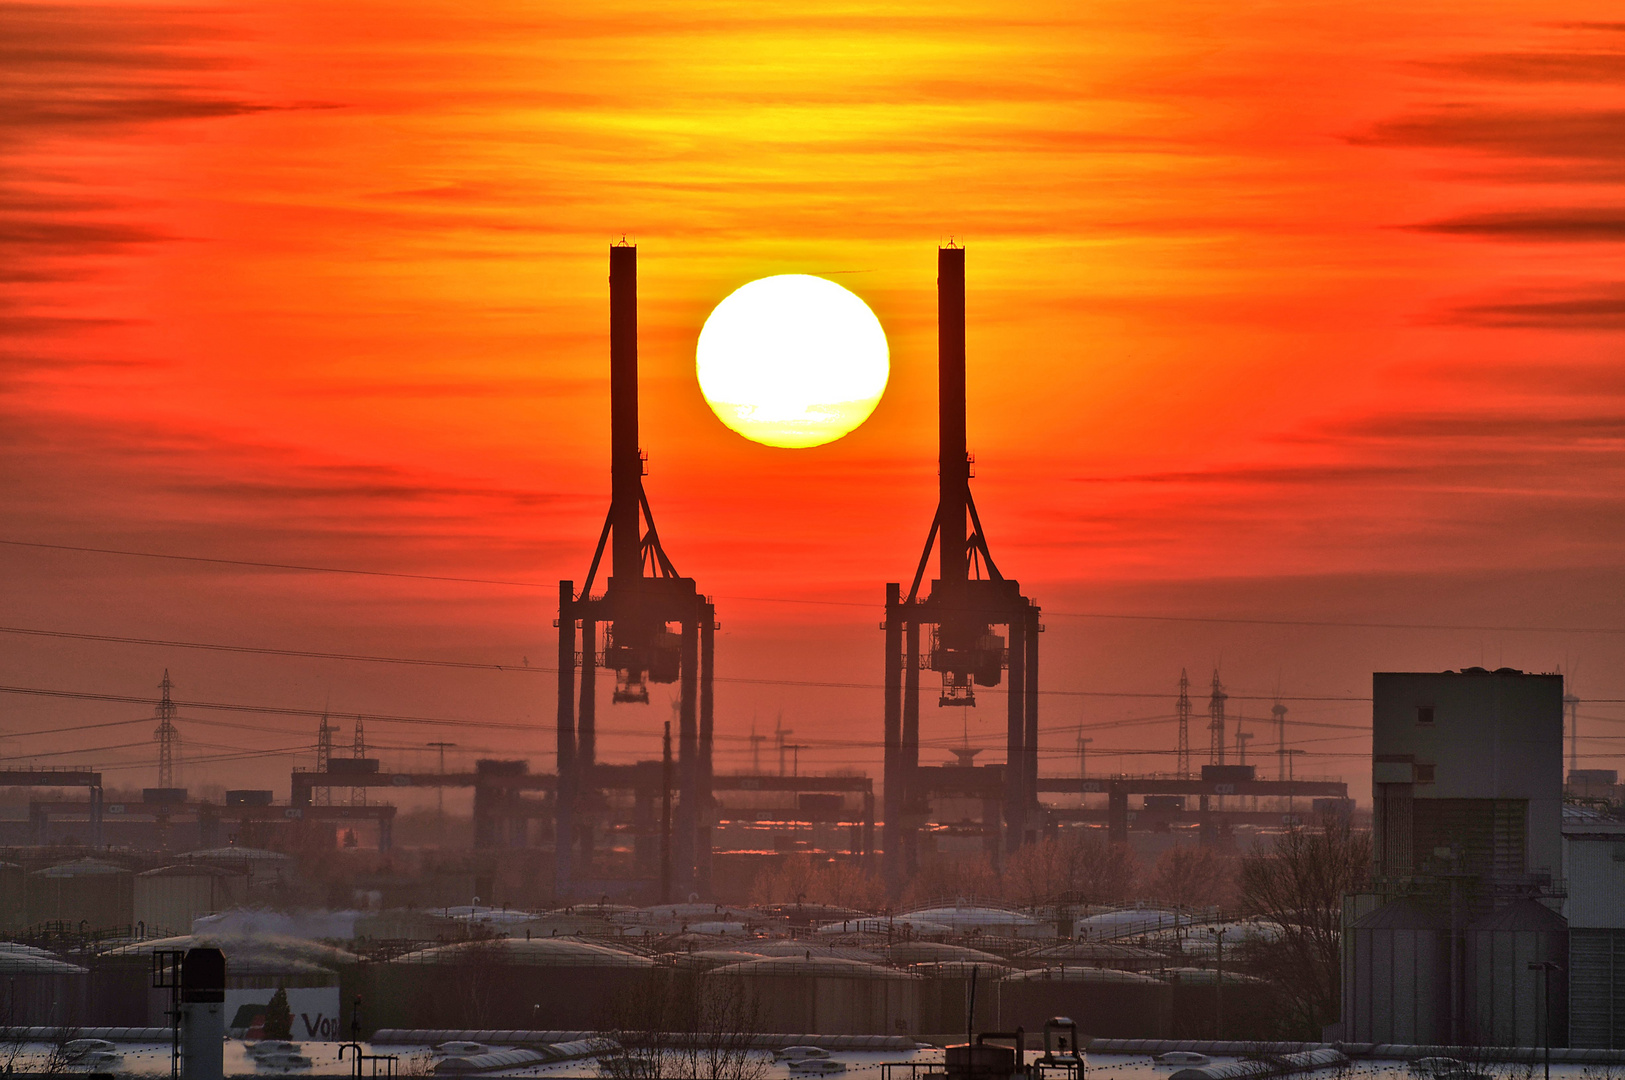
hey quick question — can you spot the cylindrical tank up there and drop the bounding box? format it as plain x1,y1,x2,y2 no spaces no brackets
997,967,1170,1039
706,956,921,1035
1464,898,1568,1047
135,866,246,937
375,937,655,1032
27,859,134,932
1344,897,1451,1044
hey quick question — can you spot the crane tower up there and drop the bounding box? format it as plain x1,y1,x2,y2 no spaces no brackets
556,243,714,901
883,246,1041,897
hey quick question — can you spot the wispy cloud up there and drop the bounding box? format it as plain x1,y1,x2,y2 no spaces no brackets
1441,284,1625,328
1405,207,1625,242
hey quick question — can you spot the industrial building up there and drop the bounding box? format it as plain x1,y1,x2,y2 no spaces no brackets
1344,668,1569,1046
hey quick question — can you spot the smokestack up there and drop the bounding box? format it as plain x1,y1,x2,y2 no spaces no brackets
938,246,967,586
610,244,641,583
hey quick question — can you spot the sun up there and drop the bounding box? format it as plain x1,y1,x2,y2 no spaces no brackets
696,274,889,448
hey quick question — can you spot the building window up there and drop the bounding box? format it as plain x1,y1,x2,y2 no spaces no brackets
1417,706,1435,724
1414,764,1435,783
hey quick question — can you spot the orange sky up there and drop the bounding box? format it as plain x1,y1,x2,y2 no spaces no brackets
4,0,1625,799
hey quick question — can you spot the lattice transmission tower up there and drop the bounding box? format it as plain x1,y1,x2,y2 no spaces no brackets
314,713,336,806
153,670,180,788
352,717,367,807
1207,669,1227,765
1176,669,1191,777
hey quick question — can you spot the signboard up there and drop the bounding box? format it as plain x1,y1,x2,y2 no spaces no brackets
224,988,344,1041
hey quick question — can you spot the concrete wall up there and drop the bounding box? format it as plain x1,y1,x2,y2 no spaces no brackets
1373,670,1563,881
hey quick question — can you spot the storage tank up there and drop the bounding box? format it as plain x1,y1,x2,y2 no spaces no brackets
0,863,27,933
26,859,134,933
178,847,292,891
899,905,1052,939
706,956,921,1035
377,937,654,1031
0,946,88,1025
1465,898,1567,1047
997,966,1169,1039
1344,896,1451,1043
100,932,357,1032
1160,967,1280,1040
135,865,246,937
1018,940,1165,970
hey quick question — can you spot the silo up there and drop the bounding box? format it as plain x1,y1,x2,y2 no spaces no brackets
998,967,1170,1039
1465,898,1567,1047
26,859,133,933
706,956,921,1035
135,865,247,937
1344,896,1451,1044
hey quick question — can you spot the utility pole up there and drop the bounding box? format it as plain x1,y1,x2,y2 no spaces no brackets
1207,670,1226,766
153,670,179,789
1235,729,1253,768
1077,730,1092,784
1176,670,1191,778
428,742,456,826
1272,701,1288,781
776,713,794,777
1282,748,1306,822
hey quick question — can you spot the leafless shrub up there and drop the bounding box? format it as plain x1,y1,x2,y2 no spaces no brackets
603,969,767,1080
1238,820,1371,1037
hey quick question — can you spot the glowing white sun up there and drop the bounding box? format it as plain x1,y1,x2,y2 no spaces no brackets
696,274,889,448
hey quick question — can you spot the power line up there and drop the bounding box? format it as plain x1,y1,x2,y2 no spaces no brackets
0,538,547,589
9,537,1625,635
0,624,540,674
0,622,1371,701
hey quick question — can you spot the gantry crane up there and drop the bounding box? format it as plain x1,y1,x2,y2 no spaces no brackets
556,243,715,901
882,246,1041,897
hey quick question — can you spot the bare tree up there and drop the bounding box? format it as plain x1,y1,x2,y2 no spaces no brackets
604,970,767,1080
1146,844,1239,911
443,935,508,1029
1238,820,1371,1037
40,1023,84,1075
749,855,882,910
1002,831,1141,907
